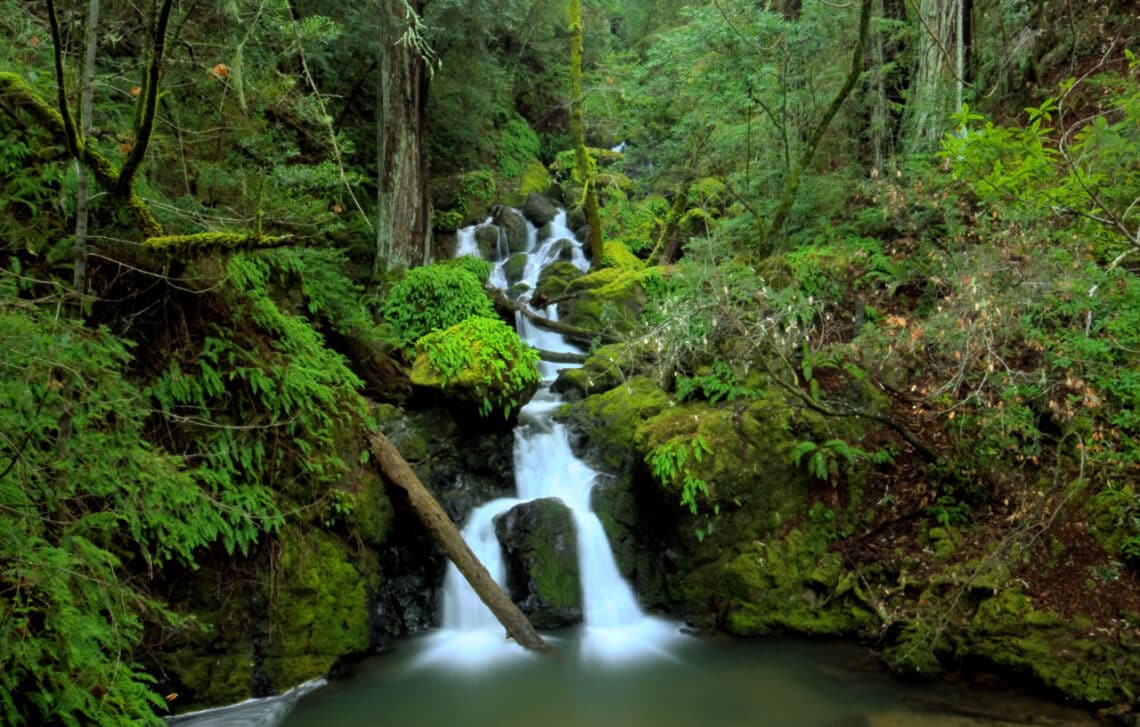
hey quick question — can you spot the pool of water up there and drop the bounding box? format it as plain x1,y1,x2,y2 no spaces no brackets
257,629,1093,727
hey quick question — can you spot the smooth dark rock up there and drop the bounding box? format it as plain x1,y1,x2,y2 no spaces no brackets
475,224,504,261
494,498,583,629
492,206,530,253
523,192,558,226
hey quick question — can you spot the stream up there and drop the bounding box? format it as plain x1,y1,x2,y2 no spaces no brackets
168,211,1101,727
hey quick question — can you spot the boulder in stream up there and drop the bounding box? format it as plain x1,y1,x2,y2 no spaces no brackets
523,192,558,227
474,224,504,261
494,497,583,629
492,206,530,253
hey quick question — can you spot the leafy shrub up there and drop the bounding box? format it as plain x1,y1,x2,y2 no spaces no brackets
381,264,494,349
442,254,492,283
0,305,278,726
496,115,542,179
413,316,541,417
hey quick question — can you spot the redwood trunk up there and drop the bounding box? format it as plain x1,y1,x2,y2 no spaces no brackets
374,0,430,273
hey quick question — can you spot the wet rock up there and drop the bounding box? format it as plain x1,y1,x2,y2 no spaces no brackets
492,206,530,253
494,497,583,629
536,261,585,300
523,192,558,226
475,224,504,261
549,238,576,262
504,253,529,285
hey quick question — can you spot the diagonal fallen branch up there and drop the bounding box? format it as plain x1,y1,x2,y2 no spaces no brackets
367,430,550,652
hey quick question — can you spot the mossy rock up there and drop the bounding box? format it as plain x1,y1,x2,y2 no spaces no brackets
495,498,583,628
522,191,558,227
562,266,661,334
430,170,496,229
492,206,530,253
702,529,875,637
164,651,254,710
263,527,376,691
552,342,629,399
410,316,541,419
475,224,504,261
947,589,1140,704
504,253,529,285
536,261,585,300
600,240,645,270
561,376,672,473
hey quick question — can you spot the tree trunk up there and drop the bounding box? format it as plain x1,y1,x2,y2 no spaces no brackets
374,0,430,275
367,431,550,652
903,0,960,153
568,0,603,263
73,0,100,306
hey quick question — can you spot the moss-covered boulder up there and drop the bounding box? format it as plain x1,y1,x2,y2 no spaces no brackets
262,527,378,691
475,224,504,261
494,498,583,629
562,265,663,334
945,589,1140,704
430,170,496,230
694,525,877,637
561,376,672,473
600,240,645,270
552,342,630,400
536,261,585,300
492,206,530,253
522,192,559,227
504,253,529,285
410,316,541,419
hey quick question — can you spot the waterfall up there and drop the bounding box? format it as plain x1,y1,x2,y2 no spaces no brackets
415,209,678,670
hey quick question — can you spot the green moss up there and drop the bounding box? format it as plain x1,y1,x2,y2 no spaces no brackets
553,342,629,398
410,316,541,418
561,376,672,472
702,529,875,637
949,588,1140,704
520,160,553,197
263,527,376,690
430,170,496,229
563,266,661,333
535,261,585,299
144,232,292,257
600,240,644,270
166,651,253,710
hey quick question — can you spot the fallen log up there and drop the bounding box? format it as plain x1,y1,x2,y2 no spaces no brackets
532,347,588,365
489,288,622,345
367,431,550,652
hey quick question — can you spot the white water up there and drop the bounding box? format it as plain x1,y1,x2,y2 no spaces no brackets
415,209,679,671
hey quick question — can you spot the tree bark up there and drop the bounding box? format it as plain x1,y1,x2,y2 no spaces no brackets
374,0,430,274
568,0,603,263
367,431,550,652
73,0,100,306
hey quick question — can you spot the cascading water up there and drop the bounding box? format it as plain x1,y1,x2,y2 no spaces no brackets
417,211,678,669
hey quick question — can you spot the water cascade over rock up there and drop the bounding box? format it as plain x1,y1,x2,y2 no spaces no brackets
419,203,679,669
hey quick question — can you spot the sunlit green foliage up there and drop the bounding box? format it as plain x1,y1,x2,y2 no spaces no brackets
414,316,541,417
0,301,278,725
381,263,495,349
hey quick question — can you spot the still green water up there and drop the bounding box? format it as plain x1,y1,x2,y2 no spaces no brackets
278,629,1095,727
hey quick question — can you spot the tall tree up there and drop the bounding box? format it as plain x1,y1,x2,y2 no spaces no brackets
903,0,970,152
569,0,604,263
374,0,431,273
